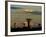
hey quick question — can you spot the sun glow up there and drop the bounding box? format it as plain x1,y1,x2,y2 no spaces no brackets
24,9,32,12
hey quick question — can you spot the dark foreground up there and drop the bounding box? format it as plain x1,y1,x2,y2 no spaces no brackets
11,26,42,32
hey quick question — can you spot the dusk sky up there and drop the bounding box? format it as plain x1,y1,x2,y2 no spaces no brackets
11,5,42,12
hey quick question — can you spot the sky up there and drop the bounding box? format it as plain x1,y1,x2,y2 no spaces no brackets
11,5,42,12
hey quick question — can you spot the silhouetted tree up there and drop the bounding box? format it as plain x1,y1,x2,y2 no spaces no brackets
14,23,16,28
26,18,32,28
